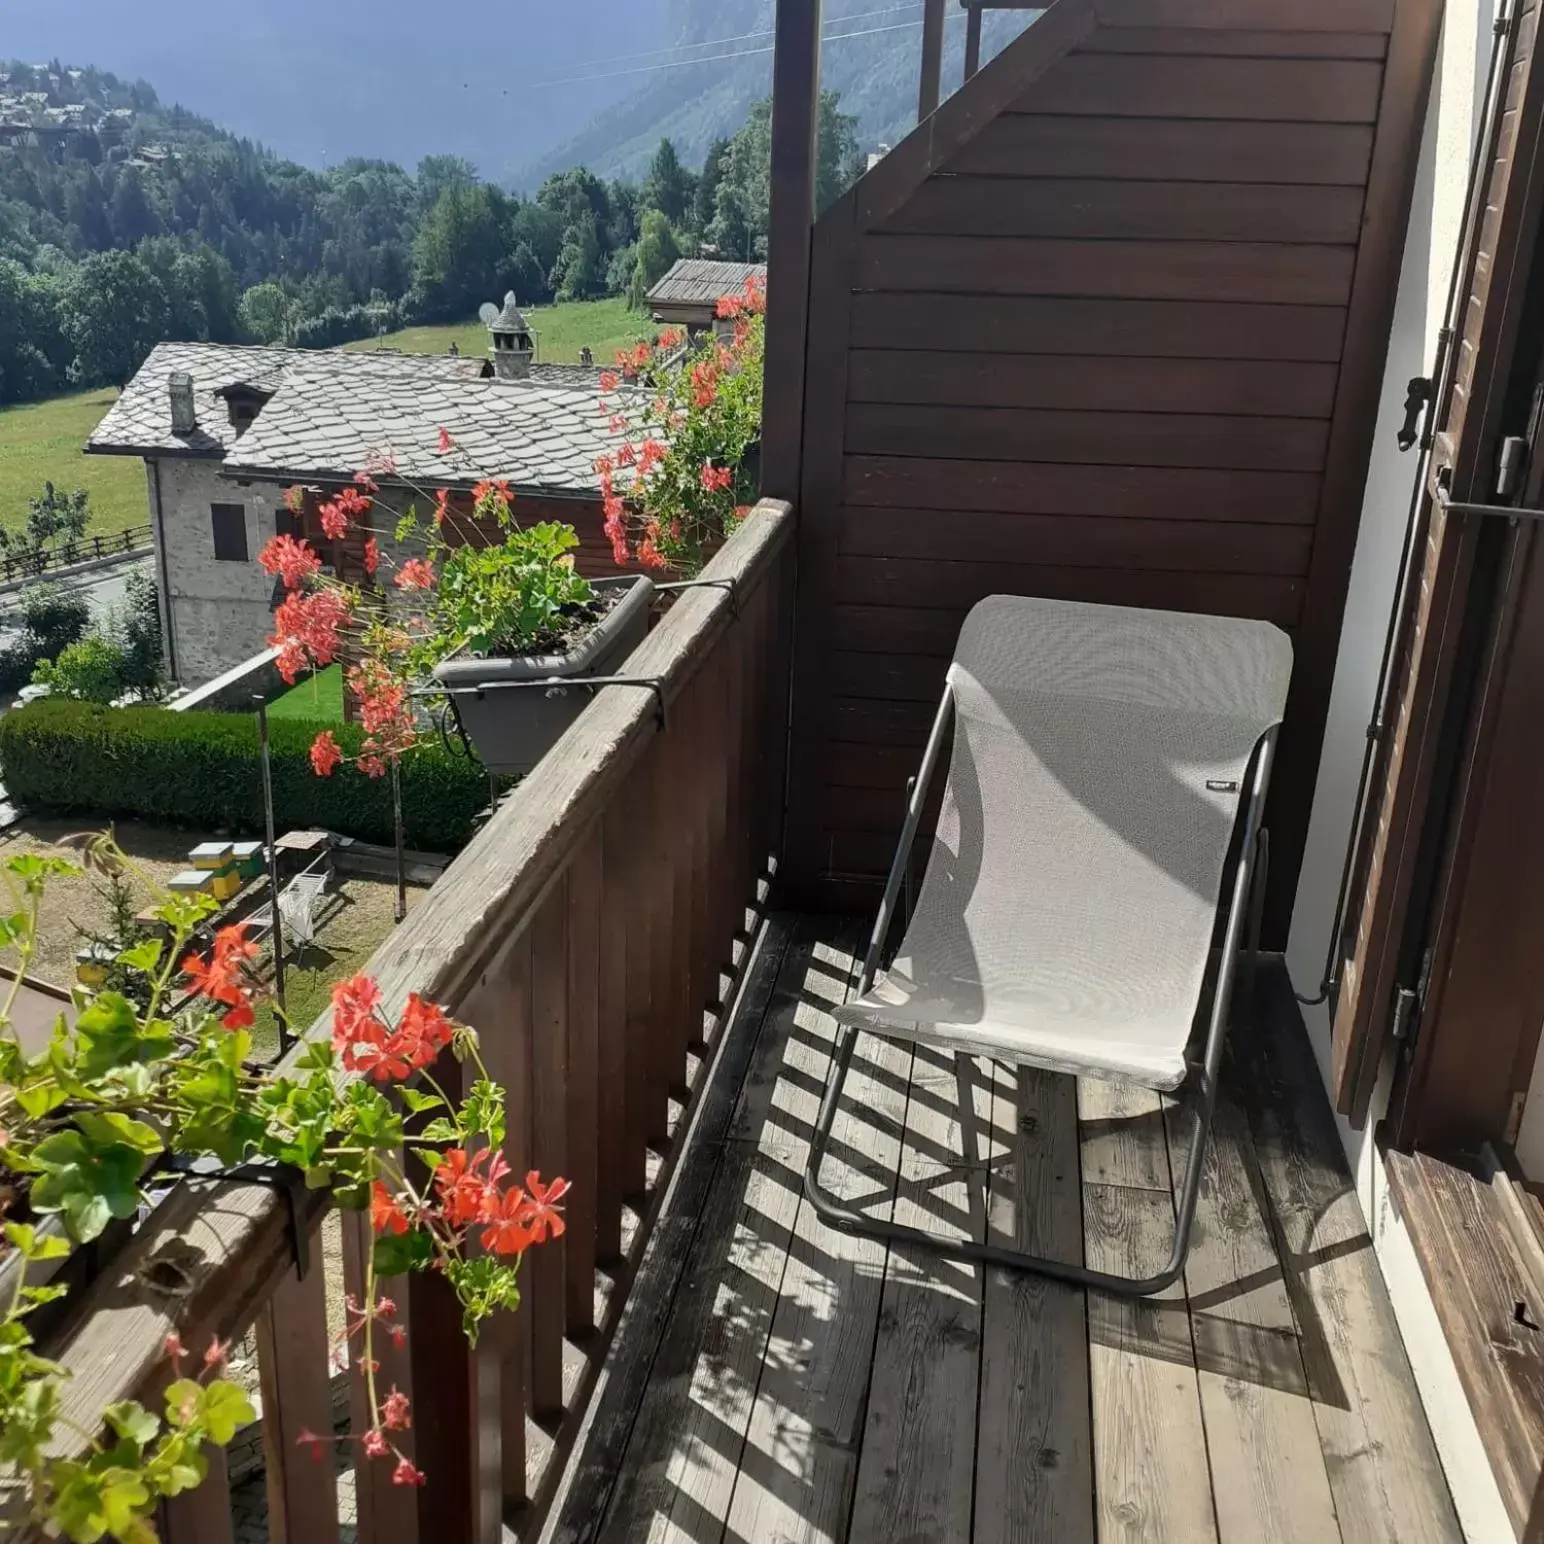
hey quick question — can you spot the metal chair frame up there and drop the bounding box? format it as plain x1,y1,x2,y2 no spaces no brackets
802,681,1278,1297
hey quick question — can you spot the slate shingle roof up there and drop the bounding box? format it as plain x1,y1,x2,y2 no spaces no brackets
646,259,766,311
88,342,625,497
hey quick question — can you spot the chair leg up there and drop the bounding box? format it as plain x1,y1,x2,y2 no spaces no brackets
803,1024,1221,1297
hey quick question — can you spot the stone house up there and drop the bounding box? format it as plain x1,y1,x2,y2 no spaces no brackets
87,307,629,686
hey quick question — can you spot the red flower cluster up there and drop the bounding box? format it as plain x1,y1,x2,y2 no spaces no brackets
259,534,322,590
363,537,380,578
437,426,456,454
309,729,343,778
699,463,733,494
689,355,720,409
181,923,261,1030
428,1148,570,1258
472,478,514,512
599,370,621,391
394,558,436,591
658,327,685,350
270,587,352,683
331,975,455,1083
716,273,768,320
319,485,372,541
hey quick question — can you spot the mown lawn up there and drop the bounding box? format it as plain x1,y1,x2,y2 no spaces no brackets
0,388,147,538
267,663,344,722
345,297,648,368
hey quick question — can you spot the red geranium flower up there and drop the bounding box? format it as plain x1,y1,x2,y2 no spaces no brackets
259,534,321,589
518,1172,570,1244
394,558,436,591
371,1181,409,1237
310,730,342,778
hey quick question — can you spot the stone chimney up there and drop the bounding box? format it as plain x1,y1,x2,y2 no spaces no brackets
487,292,534,381
168,371,197,436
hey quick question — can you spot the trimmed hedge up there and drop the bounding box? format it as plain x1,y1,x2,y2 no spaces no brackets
0,699,490,851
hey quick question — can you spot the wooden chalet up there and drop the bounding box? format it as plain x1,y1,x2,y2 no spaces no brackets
36,1,1544,1540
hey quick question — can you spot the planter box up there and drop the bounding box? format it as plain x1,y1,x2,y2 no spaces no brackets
433,575,655,776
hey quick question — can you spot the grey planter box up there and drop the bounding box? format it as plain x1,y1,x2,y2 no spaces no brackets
433,575,655,776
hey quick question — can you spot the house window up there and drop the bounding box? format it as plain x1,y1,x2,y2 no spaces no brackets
275,507,300,540
211,504,248,562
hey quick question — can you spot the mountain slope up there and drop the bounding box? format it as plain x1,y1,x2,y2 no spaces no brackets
512,3,1038,187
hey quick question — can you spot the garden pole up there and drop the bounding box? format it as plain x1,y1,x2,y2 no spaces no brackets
255,694,289,1048
391,757,407,924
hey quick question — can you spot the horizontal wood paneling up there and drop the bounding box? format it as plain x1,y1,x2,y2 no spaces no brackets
1094,0,1394,29
831,604,968,657
885,177,1366,243
1080,28,1388,60
850,293,1348,359
846,351,1339,416
844,403,1331,472
834,554,1304,619
856,234,1357,306
1027,55,1384,121
952,116,1376,184
844,458,1324,523
838,507,1315,573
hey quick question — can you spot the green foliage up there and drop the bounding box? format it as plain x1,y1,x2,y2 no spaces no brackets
431,521,593,658
0,698,491,849
237,282,290,345
32,636,130,704
0,581,91,695
641,138,696,228
0,841,559,1538
0,482,92,576
411,184,518,322
112,569,165,696
627,210,681,311
57,251,172,386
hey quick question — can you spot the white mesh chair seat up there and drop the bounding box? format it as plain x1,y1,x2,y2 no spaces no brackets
835,597,1293,1092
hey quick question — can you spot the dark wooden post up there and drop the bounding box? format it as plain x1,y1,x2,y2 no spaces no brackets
760,0,822,503
964,4,983,81
919,0,946,118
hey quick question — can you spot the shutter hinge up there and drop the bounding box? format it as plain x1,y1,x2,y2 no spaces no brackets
1392,947,1435,1044
1497,433,1531,498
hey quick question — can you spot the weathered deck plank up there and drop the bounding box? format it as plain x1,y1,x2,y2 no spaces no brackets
847,1045,990,1544
724,993,909,1541
975,1066,1095,1544
1082,1078,1219,1544
1165,1088,1341,1544
1234,981,1462,1544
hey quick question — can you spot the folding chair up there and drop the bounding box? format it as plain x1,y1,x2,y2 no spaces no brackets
803,596,1293,1296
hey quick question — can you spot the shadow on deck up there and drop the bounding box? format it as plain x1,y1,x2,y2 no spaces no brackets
542,915,1462,1544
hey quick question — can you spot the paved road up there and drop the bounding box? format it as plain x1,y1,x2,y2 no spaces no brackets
0,553,152,641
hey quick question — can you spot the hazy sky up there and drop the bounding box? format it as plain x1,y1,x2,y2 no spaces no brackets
4,0,671,178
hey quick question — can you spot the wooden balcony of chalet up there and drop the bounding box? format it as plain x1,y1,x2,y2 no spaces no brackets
27,1,1479,1541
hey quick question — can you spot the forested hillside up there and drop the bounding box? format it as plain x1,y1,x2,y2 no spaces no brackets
0,59,859,409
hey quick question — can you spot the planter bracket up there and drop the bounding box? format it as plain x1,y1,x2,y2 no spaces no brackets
654,576,739,618
429,675,670,730
162,1155,313,1278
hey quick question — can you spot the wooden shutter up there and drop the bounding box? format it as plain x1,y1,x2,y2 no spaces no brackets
1332,0,1544,1123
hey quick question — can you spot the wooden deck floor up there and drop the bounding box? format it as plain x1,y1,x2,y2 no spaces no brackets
544,916,1462,1544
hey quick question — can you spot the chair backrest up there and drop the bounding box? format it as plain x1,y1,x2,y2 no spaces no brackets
861,596,1293,1087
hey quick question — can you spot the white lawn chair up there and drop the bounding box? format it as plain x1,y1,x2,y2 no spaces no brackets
804,596,1293,1295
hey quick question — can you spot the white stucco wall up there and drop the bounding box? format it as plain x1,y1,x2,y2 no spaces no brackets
1284,5,1513,1537
151,458,287,687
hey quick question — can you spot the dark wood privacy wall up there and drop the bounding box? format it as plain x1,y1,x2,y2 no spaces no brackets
784,0,1441,938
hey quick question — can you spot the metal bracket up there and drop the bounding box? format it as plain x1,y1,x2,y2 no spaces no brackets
162,1155,313,1278
428,673,670,730
652,576,740,618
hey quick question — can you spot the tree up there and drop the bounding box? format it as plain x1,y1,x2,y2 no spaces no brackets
411,183,513,321
26,482,90,551
627,210,680,310
509,203,564,299
0,259,68,405
416,154,478,212
239,281,290,344
642,138,696,228
693,138,731,242
57,249,170,385
552,211,604,302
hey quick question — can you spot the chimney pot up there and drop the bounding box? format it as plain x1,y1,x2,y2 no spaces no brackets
168,371,197,436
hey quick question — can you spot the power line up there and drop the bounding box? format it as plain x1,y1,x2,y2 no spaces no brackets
536,2,923,77
530,13,962,90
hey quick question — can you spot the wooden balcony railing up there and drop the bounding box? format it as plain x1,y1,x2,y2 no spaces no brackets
34,500,796,1544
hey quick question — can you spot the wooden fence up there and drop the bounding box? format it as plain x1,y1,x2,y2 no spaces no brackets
0,525,152,584
34,501,796,1544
